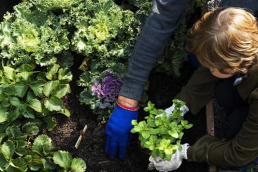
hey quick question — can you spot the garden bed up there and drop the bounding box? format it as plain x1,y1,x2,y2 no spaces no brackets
45,61,209,172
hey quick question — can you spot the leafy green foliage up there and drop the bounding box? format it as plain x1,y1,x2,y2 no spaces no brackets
0,2,71,67
126,0,152,19
0,134,86,172
0,64,71,131
131,100,193,161
71,0,140,73
28,0,83,12
53,151,86,172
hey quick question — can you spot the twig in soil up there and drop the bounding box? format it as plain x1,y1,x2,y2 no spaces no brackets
75,124,88,149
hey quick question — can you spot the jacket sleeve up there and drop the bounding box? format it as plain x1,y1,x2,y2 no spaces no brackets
188,90,258,166
175,67,220,114
119,0,189,101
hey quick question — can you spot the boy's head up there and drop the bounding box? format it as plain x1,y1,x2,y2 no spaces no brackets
186,7,258,75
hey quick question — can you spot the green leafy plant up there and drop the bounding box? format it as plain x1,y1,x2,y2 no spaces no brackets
0,134,86,172
131,100,193,161
0,2,71,67
0,64,72,131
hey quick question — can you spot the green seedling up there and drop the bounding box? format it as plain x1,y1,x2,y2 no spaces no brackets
131,99,193,161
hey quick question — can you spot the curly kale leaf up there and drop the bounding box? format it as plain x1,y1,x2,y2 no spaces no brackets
71,0,140,72
27,0,83,12
0,2,70,67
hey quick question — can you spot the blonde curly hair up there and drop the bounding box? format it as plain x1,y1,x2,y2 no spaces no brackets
186,7,258,74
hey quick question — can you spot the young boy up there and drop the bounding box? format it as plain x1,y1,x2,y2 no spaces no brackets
149,7,258,171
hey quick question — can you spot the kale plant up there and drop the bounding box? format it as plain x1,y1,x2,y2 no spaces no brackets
131,100,193,161
70,0,140,72
79,70,123,120
0,2,71,67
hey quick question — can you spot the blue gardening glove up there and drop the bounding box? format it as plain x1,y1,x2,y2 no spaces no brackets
105,104,138,159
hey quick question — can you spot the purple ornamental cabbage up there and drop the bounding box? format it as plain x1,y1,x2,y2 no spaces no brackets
92,71,123,108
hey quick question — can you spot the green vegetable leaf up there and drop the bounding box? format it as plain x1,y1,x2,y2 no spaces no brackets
44,96,63,111
46,64,60,80
15,140,26,156
10,157,28,171
52,84,71,98
3,66,15,81
0,108,8,123
10,97,21,107
131,120,138,126
0,153,8,167
41,157,56,170
58,108,70,117
0,133,6,144
28,99,42,113
30,80,46,96
71,158,86,172
53,151,72,169
58,68,73,83
43,81,60,97
12,84,28,98
5,126,22,140
142,131,150,139
43,116,57,131
1,140,15,161
32,135,53,156
168,129,179,138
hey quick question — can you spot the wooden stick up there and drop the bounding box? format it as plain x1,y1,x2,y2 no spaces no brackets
75,124,88,149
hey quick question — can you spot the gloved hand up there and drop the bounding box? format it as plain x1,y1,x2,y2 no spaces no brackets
148,143,189,172
156,100,189,119
105,103,138,159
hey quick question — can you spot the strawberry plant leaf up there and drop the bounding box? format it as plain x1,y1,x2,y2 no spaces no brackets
5,126,22,140
58,108,70,117
12,84,28,98
71,158,87,172
15,140,26,156
30,80,46,97
44,96,63,111
17,64,33,72
23,107,35,119
0,153,8,167
10,97,21,107
46,64,60,80
43,116,57,131
1,140,15,161
0,108,8,123
32,135,54,156
53,151,72,169
11,157,28,171
0,134,6,145
3,66,15,81
43,81,60,97
58,68,73,83
41,157,56,170
28,99,42,113
52,84,71,98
